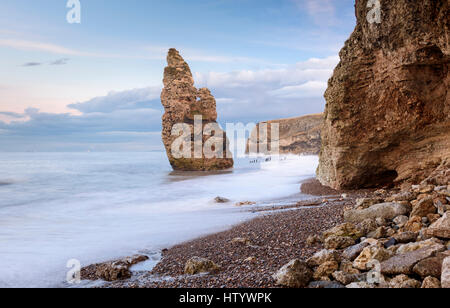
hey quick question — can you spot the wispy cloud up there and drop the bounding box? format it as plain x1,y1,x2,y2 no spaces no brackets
0,38,87,56
50,58,70,65
22,62,43,67
292,0,339,26
20,58,70,68
0,111,27,118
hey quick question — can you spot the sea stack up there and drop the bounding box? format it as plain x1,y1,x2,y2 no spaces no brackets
160,48,234,171
318,0,449,190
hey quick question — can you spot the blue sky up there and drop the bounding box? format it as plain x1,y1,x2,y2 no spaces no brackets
0,0,356,151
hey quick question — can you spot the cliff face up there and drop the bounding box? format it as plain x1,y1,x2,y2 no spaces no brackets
318,0,449,189
161,49,233,171
247,114,323,155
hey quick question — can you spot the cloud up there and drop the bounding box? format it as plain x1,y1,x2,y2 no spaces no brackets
68,87,163,114
0,38,88,56
192,55,338,122
0,111,27,118
0,55,338,151
269,81,328,98
50,58,70,65
22,62,43,67
20,58,71,67
0,38,272,65
292,0,338,25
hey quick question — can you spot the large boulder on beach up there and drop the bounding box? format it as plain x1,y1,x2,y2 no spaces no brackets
413,251,450,278
317,0,450,189
424,212,450,239
389,275,422,289
322,223,364,241
342,242,370,261
83,255,149,282
273,259,313,288
410,197,437,218
421,276,441,289
184,257,221,275
353,246,393,271
380,243,445,275
307,249,341,267
160,48,233,171
344,202,411,223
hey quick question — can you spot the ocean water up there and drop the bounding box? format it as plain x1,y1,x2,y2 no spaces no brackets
0,152,319,288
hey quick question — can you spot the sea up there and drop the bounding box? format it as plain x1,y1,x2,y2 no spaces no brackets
0,152,319,287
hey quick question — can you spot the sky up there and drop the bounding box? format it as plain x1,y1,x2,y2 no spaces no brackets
0,0,356,151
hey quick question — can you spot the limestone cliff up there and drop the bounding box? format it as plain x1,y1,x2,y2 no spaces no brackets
161,49,233,171
247,114,323,155
318,0,449,189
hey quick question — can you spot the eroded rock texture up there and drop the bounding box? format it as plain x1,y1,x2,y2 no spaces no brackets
318,0,449,189
247,114,323,155
161,49,233,171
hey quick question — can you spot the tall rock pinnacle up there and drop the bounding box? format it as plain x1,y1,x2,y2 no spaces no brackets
160,49,234,171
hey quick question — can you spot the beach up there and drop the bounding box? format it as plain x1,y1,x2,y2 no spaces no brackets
82,180,377,288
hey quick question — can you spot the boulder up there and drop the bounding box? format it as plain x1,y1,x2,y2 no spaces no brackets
413,251,450,278
95,262,131,282
424,212,450,239
324,236,355,250
215,197,231,203
273,260,313,288
396,238,442,254
403,216,424,233
354,198,384,210
307,249,341,267
427,214,442,225
317,0,450,189
367,226,388,239
322,223,363,240
332,271,366,285
342,242,370,261
386,192,417,202
344,203,410,223
393,216,409,227
339,260,361,275
410,197,437,218
384,238,397,249
353,246,393,271
421,276,441,289
442,257,450,289
389,275,421,289
161,49,233,171
184,257,221,275
356,219,378,235
92,255,149,282
393,232,418,244
381,244,445,275
313,261,339,280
